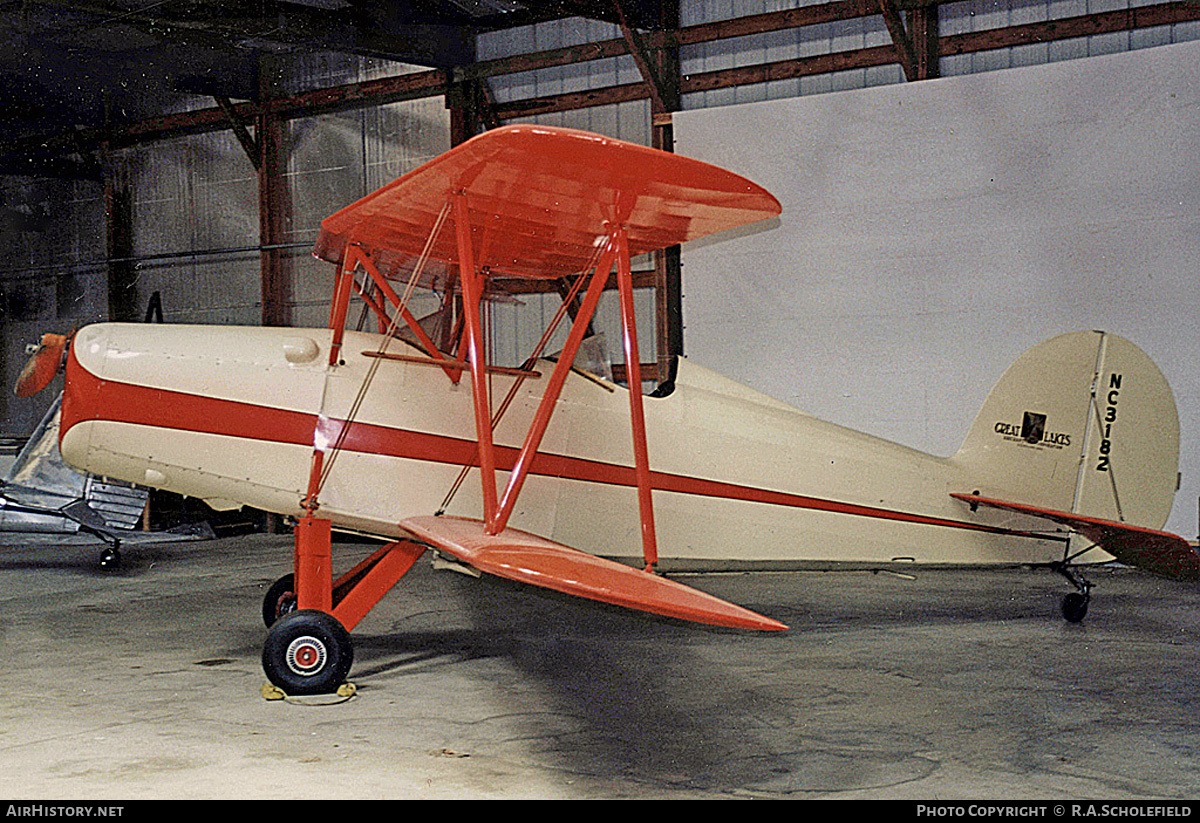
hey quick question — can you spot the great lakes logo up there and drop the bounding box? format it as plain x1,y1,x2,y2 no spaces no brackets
993,411,1071,449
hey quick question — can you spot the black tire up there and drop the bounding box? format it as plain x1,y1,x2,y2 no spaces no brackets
262,573,297,627
98,547,120,569
1061,591,1089,623
262,609,354,696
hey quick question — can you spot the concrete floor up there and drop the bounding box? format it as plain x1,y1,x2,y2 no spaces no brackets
2,530,1199,800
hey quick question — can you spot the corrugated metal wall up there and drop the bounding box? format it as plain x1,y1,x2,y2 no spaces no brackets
0,176,108,434
115,56,450,331
480,17,652,143
681,1,902,104
940,0,1200,75
119,129,260,326
478,17,654,372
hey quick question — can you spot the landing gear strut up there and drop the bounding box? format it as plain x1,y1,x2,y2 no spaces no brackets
98,544,121,570
259,516,428,694
1051,559,1093,623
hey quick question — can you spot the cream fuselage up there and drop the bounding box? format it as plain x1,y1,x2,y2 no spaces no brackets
59,322,1065,569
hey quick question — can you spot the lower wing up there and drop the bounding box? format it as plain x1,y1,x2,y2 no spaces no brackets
401,515,788,631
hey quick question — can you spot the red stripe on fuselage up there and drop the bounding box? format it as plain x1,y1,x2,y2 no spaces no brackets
60,351,1033,539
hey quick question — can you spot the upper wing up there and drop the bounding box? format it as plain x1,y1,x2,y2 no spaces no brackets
314,124,781,283
951,492,1200,581
401,515,788,632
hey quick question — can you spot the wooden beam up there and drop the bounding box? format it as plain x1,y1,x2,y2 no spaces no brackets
911,5,941,80
613,0,671,114
105,179,137,323
941,3,1196,54
612,362,661,385
878,0,920,81
446,76,501,146
446,78,475,147
213,96,260,170
650,0,683,382
257,60,291,328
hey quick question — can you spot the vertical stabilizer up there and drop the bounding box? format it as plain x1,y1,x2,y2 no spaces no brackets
952,331,1179,531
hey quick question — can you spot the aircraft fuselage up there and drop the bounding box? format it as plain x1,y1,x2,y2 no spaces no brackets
59,322,1072,570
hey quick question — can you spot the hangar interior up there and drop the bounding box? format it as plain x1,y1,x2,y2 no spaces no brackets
2,0,1199,801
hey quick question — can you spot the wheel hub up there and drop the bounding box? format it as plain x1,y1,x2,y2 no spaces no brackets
285,635,327,676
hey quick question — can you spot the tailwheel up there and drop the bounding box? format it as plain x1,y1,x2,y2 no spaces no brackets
262,609,353,696
1051,559,1093,624
1061,590,1090,623
262,573,297,627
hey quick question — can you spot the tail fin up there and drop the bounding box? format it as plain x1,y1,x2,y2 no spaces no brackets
952,330,1179,531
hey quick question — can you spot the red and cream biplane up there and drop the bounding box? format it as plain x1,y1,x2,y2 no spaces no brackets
20,125,1197,695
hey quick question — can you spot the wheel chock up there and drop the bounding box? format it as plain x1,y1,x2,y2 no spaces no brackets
260,681,357,704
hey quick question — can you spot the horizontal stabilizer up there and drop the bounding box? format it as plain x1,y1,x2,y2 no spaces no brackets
401,515,788,632
951,493,1200,581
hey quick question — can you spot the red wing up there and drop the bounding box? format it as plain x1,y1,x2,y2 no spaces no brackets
315,124,781,283
401,515,788,632
952,493,1200,581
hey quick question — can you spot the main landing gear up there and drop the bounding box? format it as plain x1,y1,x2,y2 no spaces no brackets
259,516,427,696
262,609,354,696
1060,589,1090,623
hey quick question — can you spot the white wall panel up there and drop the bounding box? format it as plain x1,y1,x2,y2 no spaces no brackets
675,39,1200,535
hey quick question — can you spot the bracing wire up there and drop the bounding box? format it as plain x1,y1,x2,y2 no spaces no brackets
435,243,607,515
316,200,453,497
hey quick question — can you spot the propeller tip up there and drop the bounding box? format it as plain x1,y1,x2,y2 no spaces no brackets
14,333,67,397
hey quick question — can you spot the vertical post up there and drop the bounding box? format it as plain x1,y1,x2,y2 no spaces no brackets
105,178,137,322
615,226,659,570
446,78,477,147
651,0,683,385
654,241,683,383
258,57,292,327
453,192,498,523
911,4,941,81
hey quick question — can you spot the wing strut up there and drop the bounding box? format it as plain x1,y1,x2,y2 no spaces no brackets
614,225,658,568
460,214,660,571
453,191,500,523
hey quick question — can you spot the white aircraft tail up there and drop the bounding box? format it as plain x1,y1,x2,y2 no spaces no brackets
952,330,1179,531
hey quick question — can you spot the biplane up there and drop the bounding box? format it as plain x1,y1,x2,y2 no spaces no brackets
18,124,1197,695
